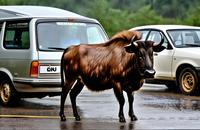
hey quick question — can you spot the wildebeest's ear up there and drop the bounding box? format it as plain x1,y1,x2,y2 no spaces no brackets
124,42,138,53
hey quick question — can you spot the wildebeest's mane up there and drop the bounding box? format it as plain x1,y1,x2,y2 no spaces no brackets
104,38,128,47
104,30,141,46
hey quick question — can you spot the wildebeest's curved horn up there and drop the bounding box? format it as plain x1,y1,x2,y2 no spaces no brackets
133,41,138,47
131,35,135,42
130,36,139,47
153,32,164,47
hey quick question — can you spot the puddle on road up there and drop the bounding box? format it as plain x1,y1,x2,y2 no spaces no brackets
138,86,200,112
141,99,200,111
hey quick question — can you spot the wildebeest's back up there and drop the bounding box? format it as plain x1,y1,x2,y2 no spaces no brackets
63,42,135,91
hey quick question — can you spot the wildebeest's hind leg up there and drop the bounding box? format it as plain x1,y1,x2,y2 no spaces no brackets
113,83,126,122
60,79,76,121
70,79,84,121
126,91,138,121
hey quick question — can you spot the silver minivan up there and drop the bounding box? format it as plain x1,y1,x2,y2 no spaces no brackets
0,6,108,105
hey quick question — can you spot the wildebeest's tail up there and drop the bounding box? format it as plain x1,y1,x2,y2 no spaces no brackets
60,48,70,88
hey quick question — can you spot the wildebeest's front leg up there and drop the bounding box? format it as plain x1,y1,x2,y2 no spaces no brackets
113,83,126,122
70,79,84,121
126,91,138,121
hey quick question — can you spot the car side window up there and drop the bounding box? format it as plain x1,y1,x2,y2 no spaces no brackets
138,30,149,40
4,21,30,49
148,31,162,43
147,30,170,49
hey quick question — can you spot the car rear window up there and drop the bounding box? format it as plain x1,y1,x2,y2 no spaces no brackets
37,22,107,51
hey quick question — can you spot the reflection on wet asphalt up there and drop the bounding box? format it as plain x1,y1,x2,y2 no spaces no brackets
140,84,200,112
1,83,200,129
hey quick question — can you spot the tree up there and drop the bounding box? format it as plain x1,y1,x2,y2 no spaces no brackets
152,0,200,19
185,6,200,26
0,0,6,4
83,0,133,36
129,5,164,26
2,0,200,35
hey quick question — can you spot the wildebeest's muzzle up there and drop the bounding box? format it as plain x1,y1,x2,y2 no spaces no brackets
143,69,156,78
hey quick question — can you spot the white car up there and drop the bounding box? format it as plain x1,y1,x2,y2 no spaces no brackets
131,25,200,95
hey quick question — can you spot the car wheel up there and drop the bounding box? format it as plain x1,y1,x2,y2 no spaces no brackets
0,79,19,106
178,67,199,95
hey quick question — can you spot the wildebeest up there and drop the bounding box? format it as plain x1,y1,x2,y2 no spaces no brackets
59,30,164,122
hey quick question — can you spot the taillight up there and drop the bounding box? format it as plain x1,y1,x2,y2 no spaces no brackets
30,61,39,78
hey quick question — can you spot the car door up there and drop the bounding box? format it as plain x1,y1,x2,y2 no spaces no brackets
146,30,175,79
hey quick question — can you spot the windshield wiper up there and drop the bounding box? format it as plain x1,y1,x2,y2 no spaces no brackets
184,44,200,47
48,47,66,50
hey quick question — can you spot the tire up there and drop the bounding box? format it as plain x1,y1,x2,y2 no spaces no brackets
178,67,199,95
0,79,20,106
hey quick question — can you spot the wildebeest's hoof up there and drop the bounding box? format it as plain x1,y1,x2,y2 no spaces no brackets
75,116,81,121
119,117,126,123
60,115,66,121
131,115,138,121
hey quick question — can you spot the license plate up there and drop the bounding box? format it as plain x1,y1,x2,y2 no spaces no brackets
40,65,60,74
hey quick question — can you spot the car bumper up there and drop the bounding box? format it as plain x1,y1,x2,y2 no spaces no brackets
14,78,61,93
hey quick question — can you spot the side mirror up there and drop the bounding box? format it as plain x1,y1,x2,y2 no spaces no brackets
153,45,166,52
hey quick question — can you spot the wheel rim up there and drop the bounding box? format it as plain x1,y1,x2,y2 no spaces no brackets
181,72,195,93
0,82,11,103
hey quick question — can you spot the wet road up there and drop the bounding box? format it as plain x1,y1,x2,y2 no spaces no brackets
1,84,200,129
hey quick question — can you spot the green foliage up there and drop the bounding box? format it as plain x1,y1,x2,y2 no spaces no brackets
81,0,130,36
0,0,9,4
1,0,200,36
129,5,164,26
184,7,200,26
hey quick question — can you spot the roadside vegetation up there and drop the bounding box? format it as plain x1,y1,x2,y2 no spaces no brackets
1,0,200,36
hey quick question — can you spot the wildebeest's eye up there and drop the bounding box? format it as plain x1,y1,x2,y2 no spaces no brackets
138,52,144,60
138,56,144,61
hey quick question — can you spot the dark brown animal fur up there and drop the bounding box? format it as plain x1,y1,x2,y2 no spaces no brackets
59,30,163,122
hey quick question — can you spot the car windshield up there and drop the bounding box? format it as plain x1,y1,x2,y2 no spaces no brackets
167,29,200,48
37,22,107,51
